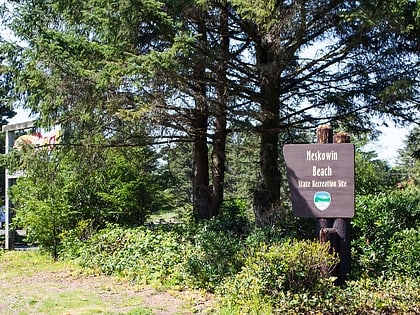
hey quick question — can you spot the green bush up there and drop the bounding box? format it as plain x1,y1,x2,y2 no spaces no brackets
9,143,173,258
220,274,420,314
352,189,420,277
355,151,396,195
184,228,243,291
219,240,338,313
61,218,291,292
63,224,187,287
182,200,250,291
210,199,251,235
386,228,420,277
59,219,97,260
183,203,296,292
331,277,420,315
10,149,75,259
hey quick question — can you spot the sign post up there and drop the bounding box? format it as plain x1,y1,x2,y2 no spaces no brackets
283,125,354,285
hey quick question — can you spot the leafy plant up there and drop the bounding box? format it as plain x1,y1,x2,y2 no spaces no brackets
219,240,338,313
8,140,172,258
65,224,187,287
185,228,244,291
10,149,75,259
355,150,397,195
59,220,420,314
386,228,420,277
352,189,420,277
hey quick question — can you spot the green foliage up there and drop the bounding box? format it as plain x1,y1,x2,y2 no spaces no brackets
185,228,243,291
386,228,420,277
79,146,171,226
331,277,420,315
183,199,291,291
403,126,420,160
10,149,75,259
219,240,338,313
61,215,305,293
394,126,420,184
60,219,420,314
224,130,259,207
221,271,420,314
59,219,97,260
230,0,279,30
183,206,304,291
158,142,193,213
9,141,172,257
355,151,396,195
3,0,419,225
206,199,251,234
352,189,420,276
65,224,187,287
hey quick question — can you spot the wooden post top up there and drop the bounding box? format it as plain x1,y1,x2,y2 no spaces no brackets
334,132,351,143
316,125,333,144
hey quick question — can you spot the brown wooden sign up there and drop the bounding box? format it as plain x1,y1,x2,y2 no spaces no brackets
283,143,355,218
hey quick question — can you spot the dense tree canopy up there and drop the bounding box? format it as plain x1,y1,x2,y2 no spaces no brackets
1,0,419,225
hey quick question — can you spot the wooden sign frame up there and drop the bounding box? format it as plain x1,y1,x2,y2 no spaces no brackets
283,143,355,218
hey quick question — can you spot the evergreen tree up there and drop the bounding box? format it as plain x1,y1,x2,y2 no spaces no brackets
1,0,419,225
394,126,420,185
231,0,419,224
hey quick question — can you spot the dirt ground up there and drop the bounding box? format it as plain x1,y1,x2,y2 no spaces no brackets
0,251,216,315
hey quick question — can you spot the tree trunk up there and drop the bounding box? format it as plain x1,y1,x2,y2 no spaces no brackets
192,15,211,221
210,5,229,217
192,113,211,220
253,44,282,226
211,112,226,217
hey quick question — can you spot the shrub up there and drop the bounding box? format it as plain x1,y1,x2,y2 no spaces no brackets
220,273,420,314
184,227,244,291
10,149,75,259
352,190,420,277
63,224,187,287
60,222,420,314
182,199,251,291
61,217,291,292
219,240,338,313
386,228,420,277
211,199,251,235
183,203,296,292
59,219,97,260
332,277,420,315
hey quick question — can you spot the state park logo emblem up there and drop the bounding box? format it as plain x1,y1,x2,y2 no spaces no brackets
313,191,331,211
